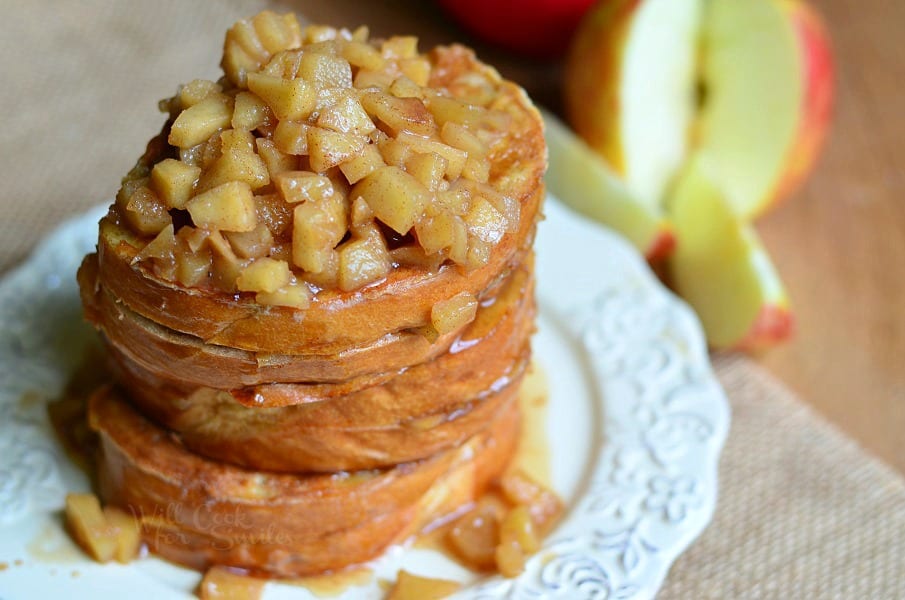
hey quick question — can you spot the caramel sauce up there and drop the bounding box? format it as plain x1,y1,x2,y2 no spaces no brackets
285,566,374,597
26,521,83,564
47,346,108,473
413,362,551,560
510,363,552,488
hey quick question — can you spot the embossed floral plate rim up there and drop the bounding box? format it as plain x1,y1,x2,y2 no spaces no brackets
0,197,728,599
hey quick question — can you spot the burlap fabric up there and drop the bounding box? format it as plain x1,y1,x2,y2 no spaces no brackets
2,2,902,597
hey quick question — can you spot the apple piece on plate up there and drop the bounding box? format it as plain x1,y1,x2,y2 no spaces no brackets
564,0,702,207
695,0,833,219
668,156,794,350
543,110,675,261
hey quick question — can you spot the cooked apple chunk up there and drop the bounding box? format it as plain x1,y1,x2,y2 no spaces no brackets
465,197,506,244
272,119,309,155
389,76,423,99
186,181,257,232
441,121,487,157
247,72,314,121
396,132,467,179
352,166,429,234
150,158,201,210
179,79,222,108
225,223,274,259
122,185,172,236
341,40,385,70
65,493,119,563
275,171,334,204
236,257,292,293
102,506,143,564
381,36,418,59
340,144,386,184
197,129,270,192
361,91,436,136
292,198,347,273
199,566,265,600
337,226,391,291
251,10,303,55
415,211,466,256
232,91,271,131
299,52,353,89
431,291,478,335
307,126,366,172
387,570,461,600
427,95,486,128
448,498,502,570
406,151,447,191
255,277,312,308
499,470,564,535
255,138,296,176
317,94,375,137
169,95,232,148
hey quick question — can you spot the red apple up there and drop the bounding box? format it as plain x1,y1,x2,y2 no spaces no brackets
437,0,597,59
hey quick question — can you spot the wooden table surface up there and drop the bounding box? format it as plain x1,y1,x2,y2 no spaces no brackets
289,0,905,473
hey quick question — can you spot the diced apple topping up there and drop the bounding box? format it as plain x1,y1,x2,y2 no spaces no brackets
150,158,201,209
275,171,334,204
223,11,303,87
246,72,314,121
236,257,292,293
292,194,348,273
65,494,142,565
199,566,266,600
255,276,312,309
102,506,143,564
232,91,271,131
169,95,233,148
65,493,119,563
337,224,391,291
186,181,257,232
499,469,565,535
307,126,366,172
352,166,428,234
431,291,478,335
339,143,386,184
448,497,503,570
361,91,436,137
122,12,522,297
387,570,461,600
341,41,385,70
121,184,172,235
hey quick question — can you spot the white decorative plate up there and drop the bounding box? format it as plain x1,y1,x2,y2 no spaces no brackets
0,198,728,599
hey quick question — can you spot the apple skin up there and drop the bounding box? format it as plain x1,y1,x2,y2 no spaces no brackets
767,0,834,208
436,0,598,59
736,303,795,352
542,109,676,262
562,0,639,173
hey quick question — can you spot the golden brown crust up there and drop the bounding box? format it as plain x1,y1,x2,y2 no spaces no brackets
90,384,520,577
79,251,532,390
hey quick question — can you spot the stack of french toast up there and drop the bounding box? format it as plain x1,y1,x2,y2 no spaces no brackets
77,11,545,577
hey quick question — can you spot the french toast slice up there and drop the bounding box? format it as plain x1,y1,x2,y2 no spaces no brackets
90,384,520,577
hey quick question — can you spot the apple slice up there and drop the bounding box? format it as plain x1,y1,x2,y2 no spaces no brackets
543,110,675,261
696,0,833,219
668,156,794,350
564,0,702,207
